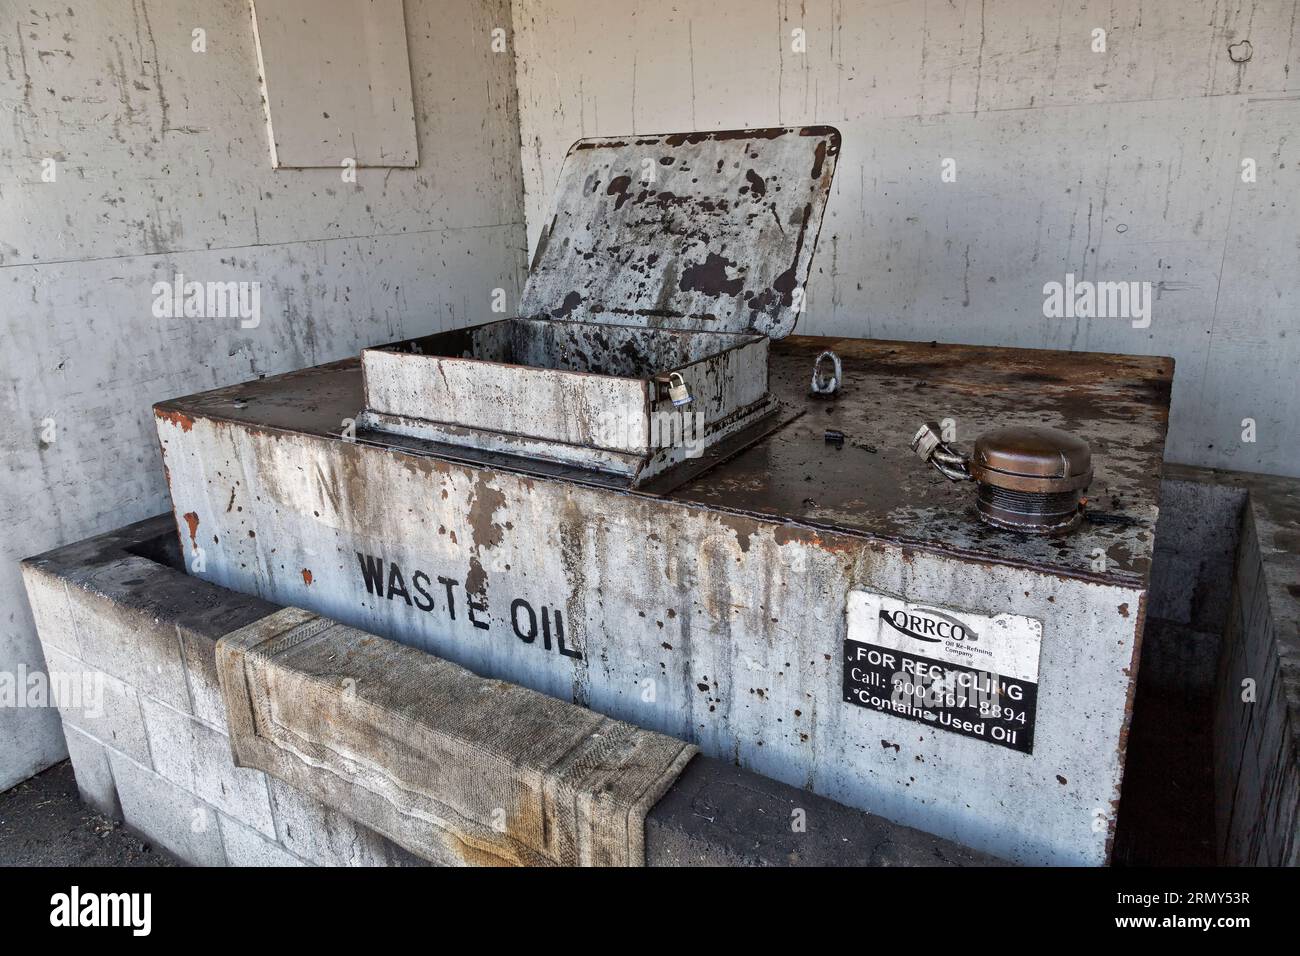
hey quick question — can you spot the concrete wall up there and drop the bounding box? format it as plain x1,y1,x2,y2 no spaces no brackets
1113,469,1248,865
0,0,526,790
511,0,1300,479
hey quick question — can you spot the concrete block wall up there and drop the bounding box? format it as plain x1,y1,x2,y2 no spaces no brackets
19,522,426,867
1112,467,1247,864
1115,465,1300,865
1213,475,1300,865
1144,467,1249,702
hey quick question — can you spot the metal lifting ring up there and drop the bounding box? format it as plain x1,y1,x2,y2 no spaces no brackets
811,350,842,396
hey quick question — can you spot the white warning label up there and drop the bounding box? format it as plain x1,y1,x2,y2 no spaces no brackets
842,591,1043,753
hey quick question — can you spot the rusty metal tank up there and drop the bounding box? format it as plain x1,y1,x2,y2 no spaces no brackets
151,127,1173,865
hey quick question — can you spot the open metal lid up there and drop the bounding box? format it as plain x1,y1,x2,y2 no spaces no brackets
518,126,841,339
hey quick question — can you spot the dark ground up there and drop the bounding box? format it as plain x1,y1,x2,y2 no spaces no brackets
1112,619,1218,866
0,761,175,867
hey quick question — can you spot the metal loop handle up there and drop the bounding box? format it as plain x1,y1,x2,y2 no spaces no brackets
810,350,842,395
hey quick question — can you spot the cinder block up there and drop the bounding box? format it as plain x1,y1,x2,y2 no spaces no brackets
64,558,191,712
140,696,275,838
1150,476,1249,637
1148,552,1197,624
109,752,226,866
1155,478,1245,559
176,626,228,731
62,724,122,820
218,813,306,867
170,590,280,734
20,563,80,657
42,646,152,766
267,778,425,867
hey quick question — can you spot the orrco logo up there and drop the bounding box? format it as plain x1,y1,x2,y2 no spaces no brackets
879,606,976,644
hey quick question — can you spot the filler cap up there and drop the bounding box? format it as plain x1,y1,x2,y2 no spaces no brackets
970,426,1093,493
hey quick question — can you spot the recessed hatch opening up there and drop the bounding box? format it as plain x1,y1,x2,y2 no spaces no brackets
352,126,840,487
379,318,766,381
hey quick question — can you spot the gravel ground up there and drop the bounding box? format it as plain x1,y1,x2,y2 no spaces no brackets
0,761,175,867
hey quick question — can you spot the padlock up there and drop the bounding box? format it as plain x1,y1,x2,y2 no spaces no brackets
667,372,693,407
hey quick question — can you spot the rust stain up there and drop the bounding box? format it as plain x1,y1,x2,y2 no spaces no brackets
443,797,546,867
1106,590,1150,861
772,525,806,547
663,127,790,146
302,569,313,586
605,174,632,210
182,511,199,547
717,513,759,553
446,834,519,867
467,477,507,551
156,408,195,432
551,290,583,318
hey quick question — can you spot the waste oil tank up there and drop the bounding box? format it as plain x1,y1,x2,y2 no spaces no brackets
154,127,1173,865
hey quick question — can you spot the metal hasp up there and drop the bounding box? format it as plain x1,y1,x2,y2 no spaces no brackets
971,427,1093,534
910,420,972,482
356,126,841,489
